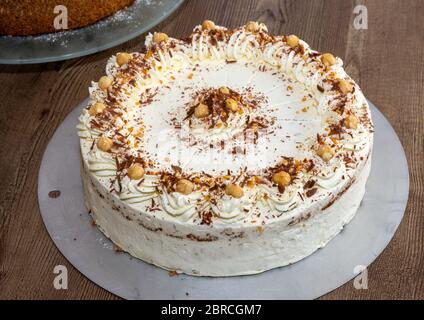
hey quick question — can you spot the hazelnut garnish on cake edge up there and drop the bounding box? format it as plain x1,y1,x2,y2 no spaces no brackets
78,21,374,276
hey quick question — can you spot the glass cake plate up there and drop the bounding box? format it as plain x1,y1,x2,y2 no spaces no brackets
0,0,185,65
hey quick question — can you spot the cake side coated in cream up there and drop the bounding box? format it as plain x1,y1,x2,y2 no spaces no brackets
82,156,371,276
78,21,374,276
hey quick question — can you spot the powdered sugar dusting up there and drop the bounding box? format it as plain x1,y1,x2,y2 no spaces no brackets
0,0,182,63
4,0,160,44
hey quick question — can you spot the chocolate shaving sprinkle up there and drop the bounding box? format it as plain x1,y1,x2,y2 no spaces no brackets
304,180,316,190
306,188,318,198
48,190,61,199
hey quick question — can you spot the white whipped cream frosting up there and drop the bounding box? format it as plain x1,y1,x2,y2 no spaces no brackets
79,23,373,225
159,190,204,222
120,175,159,204
79,23,374,276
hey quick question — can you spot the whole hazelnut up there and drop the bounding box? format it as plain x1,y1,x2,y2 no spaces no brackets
127,164,145,180
317,145,335,162
287,35,300,48
98,76,112,91
97,136,113,152
246,21,260,32
88,102,106,116
225,184,244,199
153,32,169,44
225,98,239,112
321,53,336,67
194,103,209,119
176,179,194,195
202,20,216,31
116,52,132,66
338,79,353,94
272,171,292,187
345,115,359,129
219,86,230,95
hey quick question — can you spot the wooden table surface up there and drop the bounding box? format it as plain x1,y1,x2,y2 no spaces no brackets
0,0,422,300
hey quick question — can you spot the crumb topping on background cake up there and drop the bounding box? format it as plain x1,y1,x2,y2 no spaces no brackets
0,0,135,36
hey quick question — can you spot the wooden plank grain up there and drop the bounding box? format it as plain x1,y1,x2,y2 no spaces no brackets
322,0,424,300
0,0,422,300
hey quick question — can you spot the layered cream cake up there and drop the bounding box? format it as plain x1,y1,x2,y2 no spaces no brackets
78,21,374,276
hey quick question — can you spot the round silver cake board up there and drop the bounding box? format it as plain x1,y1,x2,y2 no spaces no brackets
38,99,409,300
